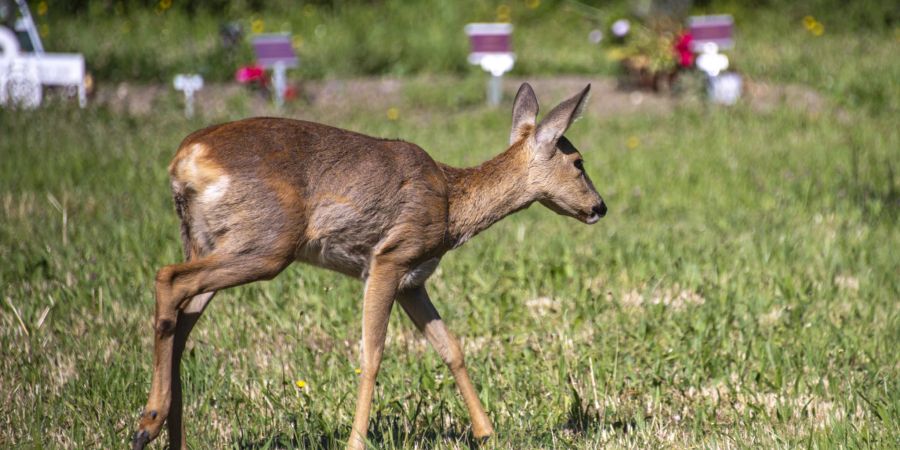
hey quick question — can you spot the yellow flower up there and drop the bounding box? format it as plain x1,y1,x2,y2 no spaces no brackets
626,136,640,150
496,4,511,22
37,1,48,16
354,368,362,375
159,0,172,10
803,16,817,31
525,0,540,9
802,16,824,36
386,107,400,121
252,18,265,34
810,22,824,36
295,379,307,389
292,35,304,50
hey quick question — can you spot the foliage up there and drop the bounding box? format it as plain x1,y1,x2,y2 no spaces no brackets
615,20,681,77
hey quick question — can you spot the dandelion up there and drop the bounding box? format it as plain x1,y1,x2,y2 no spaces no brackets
295,379,307,389
803,16,824,37
354,368,362,375
251,18,265,34
803,16,817,31
525,0,540,10
496,4,511,22
810,22,824,36
386,107,400,121
37,1,48,16
626,136,639,150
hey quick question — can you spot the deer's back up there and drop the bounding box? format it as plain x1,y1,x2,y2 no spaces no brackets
169,117,449,279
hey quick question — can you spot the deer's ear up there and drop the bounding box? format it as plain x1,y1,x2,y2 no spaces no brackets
534,84,591,154
510,83,539,145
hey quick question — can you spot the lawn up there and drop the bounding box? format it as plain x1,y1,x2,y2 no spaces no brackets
1,1,898,449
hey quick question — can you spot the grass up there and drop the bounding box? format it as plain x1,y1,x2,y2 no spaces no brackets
41,0,615,83
3,2,899,449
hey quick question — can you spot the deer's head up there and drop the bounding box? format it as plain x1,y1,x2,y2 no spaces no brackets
510,83,607,224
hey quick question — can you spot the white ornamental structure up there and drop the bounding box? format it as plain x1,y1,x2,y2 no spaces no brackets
0,0,86,108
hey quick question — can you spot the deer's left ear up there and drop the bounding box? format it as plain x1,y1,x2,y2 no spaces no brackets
534,84,591,155
510,83,539,145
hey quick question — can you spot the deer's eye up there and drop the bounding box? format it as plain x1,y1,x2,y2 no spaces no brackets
574,159,585,172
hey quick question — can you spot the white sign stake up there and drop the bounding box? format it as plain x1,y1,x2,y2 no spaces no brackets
272,61,287,109
173,74,203,118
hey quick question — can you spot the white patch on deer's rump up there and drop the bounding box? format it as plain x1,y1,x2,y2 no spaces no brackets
200,175,230,204
175,143,206,181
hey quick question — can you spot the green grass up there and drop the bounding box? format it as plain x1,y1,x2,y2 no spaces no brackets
42,0,617,83
3,2,899,449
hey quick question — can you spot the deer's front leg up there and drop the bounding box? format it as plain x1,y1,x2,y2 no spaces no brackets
398,286,494,439
347,261,401,450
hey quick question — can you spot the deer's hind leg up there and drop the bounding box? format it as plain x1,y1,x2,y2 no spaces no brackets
132,250,290,450
398,286,494,439
164,290,215,450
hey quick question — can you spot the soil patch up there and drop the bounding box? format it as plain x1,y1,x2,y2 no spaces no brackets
91,75,826,120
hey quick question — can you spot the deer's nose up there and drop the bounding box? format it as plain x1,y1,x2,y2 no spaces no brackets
592,202,607,218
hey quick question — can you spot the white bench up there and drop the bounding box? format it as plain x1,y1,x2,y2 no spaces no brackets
0,25,86,108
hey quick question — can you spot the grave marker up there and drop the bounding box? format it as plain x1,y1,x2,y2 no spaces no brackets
251,33,298,109
465,23,514,106
688,15,741,105
173,74,203,118
688,15,734,52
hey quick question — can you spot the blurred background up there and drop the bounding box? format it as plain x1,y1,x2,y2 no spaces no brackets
1,1,897,449
1,0,897,113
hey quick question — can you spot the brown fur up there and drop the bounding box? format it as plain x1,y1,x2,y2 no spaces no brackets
132,83,605,450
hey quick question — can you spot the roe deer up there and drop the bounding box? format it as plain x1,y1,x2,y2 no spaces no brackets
132,83,606,450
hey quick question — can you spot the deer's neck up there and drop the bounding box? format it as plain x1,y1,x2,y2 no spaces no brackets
442,145,535,248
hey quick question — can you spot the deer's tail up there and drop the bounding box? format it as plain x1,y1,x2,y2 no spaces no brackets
172,188,196,261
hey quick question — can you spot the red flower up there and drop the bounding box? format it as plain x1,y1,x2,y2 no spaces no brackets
674,32,694,68
235,65,266,84
284,85,297,100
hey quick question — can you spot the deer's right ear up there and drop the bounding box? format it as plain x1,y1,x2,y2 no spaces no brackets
510,83,539,145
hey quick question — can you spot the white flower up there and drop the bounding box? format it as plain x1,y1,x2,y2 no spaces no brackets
611,19,630,37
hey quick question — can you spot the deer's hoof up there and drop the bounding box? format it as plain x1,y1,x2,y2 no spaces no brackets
131,430,150,450
133,408,163,449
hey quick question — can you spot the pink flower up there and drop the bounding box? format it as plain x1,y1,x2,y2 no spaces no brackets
235,65,266,84
674,32,694,68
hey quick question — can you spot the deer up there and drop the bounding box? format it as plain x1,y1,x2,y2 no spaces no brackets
131,82,606,450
